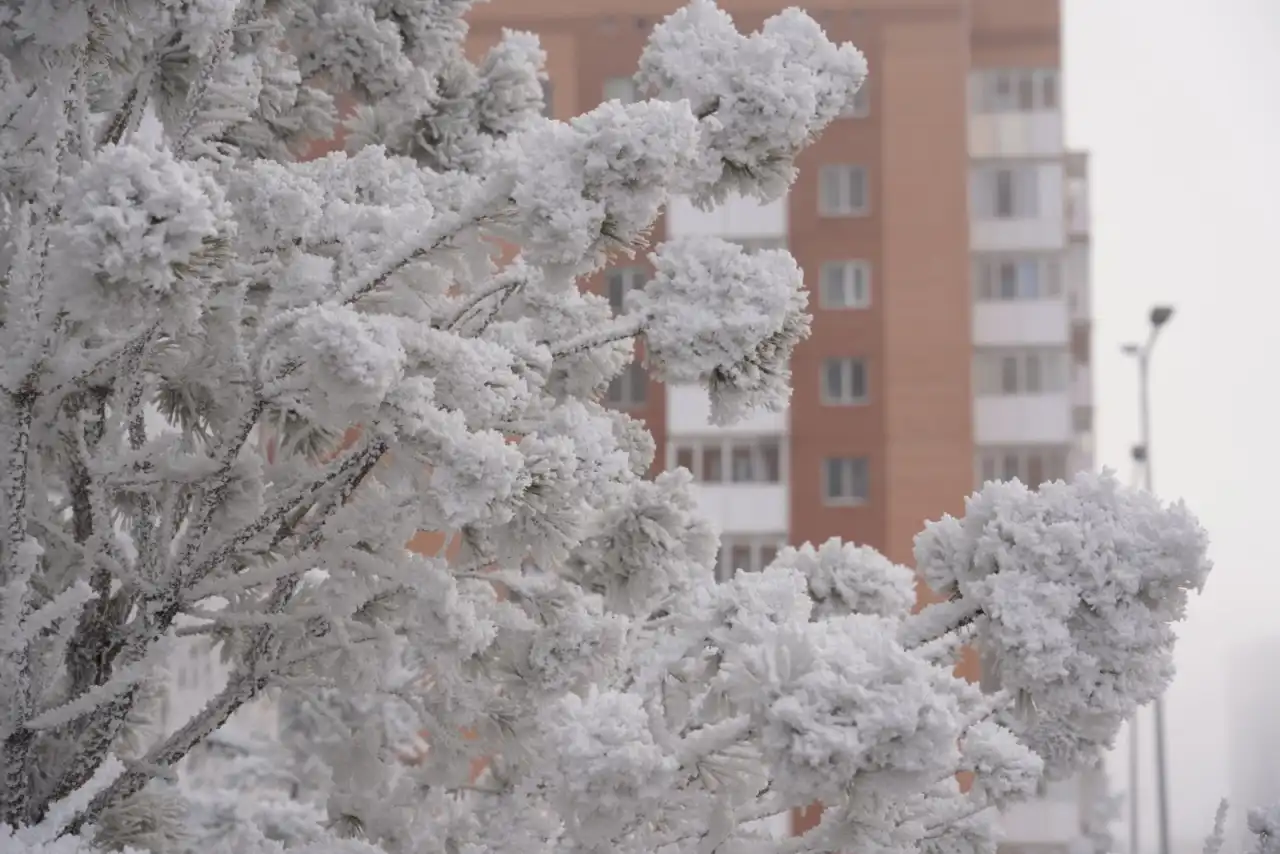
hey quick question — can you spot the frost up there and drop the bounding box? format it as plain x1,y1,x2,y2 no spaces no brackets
635,237,810,423
772,537,917,620
912,471,1212,776
0,2,1211,854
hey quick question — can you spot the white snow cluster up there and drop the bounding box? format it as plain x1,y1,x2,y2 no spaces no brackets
0,2,1212,854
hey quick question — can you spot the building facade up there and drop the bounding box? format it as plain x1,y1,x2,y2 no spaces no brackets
466,0,1095,847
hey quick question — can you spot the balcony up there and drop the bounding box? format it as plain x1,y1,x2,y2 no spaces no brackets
1071,364,1093,410
969,111,1064,159
1065,152,1089,240
972,300,1070,348
692,484,789,536
666,192,788,241
970,160,1066,252
666,384,788,436
1064,243,1091,323
1066,179,1089,240
973,394,1073,445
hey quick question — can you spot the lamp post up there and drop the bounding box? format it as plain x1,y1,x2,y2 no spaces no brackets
1121,304,1175,854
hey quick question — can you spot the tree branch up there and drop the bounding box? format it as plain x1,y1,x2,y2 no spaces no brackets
548,315,645,357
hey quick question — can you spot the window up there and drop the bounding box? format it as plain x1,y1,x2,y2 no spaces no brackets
605,359,647,408
824,457,869,505
972,163,1039,219
822,358,868,405
975,447,1069,488
1024,353,1043,393
602,76,637,104
973,255,1062,302
973,348,1068,396
840,83,870,118
1073,406,1093,433
701,443,723,483
670,437,783,484
971,68,1061,113
541,80,554,118
729,236,788,254
1038,69,1060,110
716,534,788,581
818,164,869,216
606,267,646,314
820,261,871,309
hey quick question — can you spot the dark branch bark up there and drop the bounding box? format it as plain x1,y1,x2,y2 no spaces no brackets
58,439,389,835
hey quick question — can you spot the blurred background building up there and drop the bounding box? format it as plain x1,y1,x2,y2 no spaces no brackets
465,0,1095,847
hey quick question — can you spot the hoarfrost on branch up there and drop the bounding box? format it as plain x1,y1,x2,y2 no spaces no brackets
0,1,1213,853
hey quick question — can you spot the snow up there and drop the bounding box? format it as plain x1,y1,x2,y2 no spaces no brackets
0,1,1217,853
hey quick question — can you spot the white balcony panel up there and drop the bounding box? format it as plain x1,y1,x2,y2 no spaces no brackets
974,394,1072,445
971,216,1065,252
667,384,788,435
693,484,789,535
1064,242,1091,322
666,192,788,240
972,300,1069,347
999,799,1079,845
968,111,1064,158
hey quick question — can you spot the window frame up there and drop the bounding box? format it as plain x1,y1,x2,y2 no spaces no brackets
973,254,1063,303
823,456,870,506
818,164,870,217
840,83,871,118
973,348,1069,397
606,266,647,315
602,76,638,104
669,436,785,485
729,236,788,254
972,162,1040,220
716,533,789,581
972,68,1062,114
605,358,648,408
974,446,1069,488
820,260,872,310
821,357,869,406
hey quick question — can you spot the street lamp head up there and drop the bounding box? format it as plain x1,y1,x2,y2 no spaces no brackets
1150,305,1175,329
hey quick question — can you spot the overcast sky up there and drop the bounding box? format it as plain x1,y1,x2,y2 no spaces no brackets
1063,0,1280,845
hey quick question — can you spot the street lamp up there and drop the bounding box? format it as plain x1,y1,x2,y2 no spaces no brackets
1121,304,1175,854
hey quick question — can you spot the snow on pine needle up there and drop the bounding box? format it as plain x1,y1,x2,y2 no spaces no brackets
0,2,1211,854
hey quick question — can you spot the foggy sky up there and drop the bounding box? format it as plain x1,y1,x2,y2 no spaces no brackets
1064,0,1280,846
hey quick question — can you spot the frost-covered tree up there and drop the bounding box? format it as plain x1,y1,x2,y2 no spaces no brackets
0,1,1212,854
1203,802,1280,854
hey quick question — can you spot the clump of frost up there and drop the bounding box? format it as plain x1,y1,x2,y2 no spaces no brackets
52,139,229,331
772,537,917,620
913,470,1213,775
633,237,810,423
636,0,868,205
